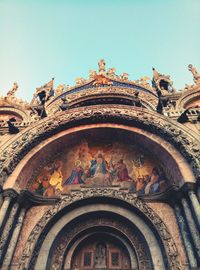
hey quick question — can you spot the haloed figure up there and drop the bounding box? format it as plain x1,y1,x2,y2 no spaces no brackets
63,160,85,185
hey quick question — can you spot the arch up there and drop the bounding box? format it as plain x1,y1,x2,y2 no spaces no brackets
176,87,200,109
0,107,28,122
63,230,137,269
0,105,199,187
3,124,195,194
18,194,182,270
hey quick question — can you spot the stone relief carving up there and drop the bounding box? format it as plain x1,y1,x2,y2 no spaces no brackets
18,189,182,269
50,217,150,270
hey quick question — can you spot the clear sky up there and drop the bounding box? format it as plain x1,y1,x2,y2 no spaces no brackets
0,0,200,101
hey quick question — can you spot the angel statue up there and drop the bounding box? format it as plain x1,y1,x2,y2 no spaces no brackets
107,67,116,78
89,69,97,79
98,59,106,74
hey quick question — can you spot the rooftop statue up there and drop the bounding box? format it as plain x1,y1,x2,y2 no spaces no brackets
188,64,200,84
98,59,106,74
89,70,97,79
6,82,18,97
75,77,87,86
106,67,116,78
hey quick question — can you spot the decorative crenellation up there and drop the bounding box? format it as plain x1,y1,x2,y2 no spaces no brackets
18,188,182,270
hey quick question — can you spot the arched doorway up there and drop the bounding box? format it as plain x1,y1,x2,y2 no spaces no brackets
70,233,132,270
31,198,175,270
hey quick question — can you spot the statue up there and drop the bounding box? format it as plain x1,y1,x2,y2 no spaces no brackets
139,76,151,88
120,72,129,81
188,64,200,84
60,97,69,111
107,67,116,78
98,59,106,74
132,91,141,107
6,82,18,97
89,69,97,79
75,77,87,85
95,243,107,268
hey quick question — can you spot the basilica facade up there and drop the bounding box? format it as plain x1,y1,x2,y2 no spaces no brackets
0,60,200,270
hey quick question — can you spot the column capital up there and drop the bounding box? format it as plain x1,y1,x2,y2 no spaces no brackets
181,182,196,195
3,188,19,200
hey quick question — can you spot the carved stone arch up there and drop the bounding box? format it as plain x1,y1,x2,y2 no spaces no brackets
18,192,182,270
3,123,195,191
176,87,200,109
0,105,199,186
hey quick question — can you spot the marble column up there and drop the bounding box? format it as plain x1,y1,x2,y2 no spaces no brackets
174,203,197,268
181,197,200,263
0,196,12,231
2,207,26,269
188,190,200,230
0,193,3,210
197,185,200,202
0,187,3,209
0,202,19,264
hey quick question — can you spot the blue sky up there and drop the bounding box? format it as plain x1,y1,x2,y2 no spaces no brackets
0,0,200,101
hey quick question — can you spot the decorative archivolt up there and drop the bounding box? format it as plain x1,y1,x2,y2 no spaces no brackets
18,189,182,270
0,105,199,186
176,87,200,110
46,86,157,115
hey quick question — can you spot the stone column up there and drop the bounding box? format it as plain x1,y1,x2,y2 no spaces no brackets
174,203,197,268
0,186,3,209
0,196,12,231
0,202,19,264
188,190,200,230
181,197,200,262
2,207,26,269
197,184,200,202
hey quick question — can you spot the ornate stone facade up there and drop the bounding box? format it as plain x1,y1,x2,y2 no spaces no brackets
0,60,200,269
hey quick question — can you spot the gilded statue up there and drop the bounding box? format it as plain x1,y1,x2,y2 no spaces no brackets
75,77,87,86
92,75,113,86
89,70,97,79
107,67,116,78
98,59,106,74
139,76,151,88
188,64,200,84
